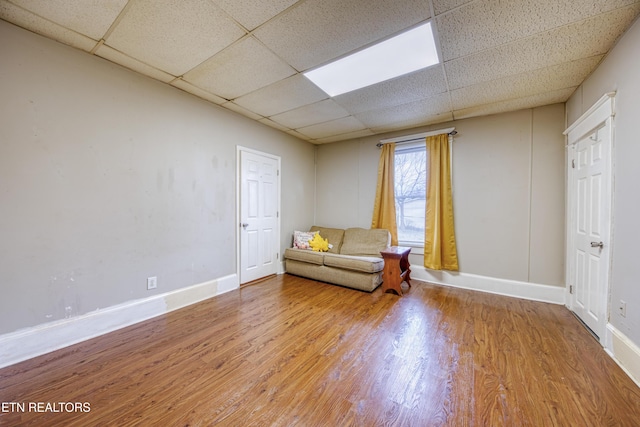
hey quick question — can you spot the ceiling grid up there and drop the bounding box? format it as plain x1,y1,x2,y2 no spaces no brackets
1,0,638,144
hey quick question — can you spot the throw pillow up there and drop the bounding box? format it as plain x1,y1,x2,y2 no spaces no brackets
293,230,317,249
308,233,330,252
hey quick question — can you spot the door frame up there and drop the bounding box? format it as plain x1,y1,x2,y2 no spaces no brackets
236,146,281,284
563,92,615,343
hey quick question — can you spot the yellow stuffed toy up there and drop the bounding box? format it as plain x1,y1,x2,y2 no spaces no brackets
308,233,330,252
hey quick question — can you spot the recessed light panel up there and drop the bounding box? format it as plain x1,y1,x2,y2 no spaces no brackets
304,22,439,97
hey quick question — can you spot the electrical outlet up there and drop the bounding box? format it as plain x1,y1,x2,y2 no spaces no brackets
619,300,627,317
147,276,157,290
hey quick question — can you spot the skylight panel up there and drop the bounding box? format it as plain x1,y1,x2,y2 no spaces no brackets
303,22,439,97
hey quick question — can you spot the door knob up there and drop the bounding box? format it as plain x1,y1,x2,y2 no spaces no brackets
241,223,249,229
590,241,604,249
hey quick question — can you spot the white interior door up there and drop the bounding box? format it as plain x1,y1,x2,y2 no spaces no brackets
564,95,615,344
570,125,611,338
239,149,280,284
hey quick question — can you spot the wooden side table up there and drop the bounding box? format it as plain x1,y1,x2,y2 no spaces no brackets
380,246,411,296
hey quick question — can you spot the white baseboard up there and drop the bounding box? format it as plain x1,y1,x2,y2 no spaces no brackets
604,324,640,388
411,267,565,305
0,274,238,369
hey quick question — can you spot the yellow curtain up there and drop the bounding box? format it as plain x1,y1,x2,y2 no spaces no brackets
424,133,459,271
371,143,398,246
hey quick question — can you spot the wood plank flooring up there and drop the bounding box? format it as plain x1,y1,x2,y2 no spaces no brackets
1,274,639,426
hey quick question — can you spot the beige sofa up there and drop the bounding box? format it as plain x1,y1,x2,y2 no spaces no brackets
284,226,391,292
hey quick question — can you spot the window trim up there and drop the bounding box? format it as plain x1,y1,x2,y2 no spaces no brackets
394,143,426,248
385,127,456,248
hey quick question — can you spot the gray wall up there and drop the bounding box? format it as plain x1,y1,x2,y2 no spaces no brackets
0,21,315,335
316,104,566,286
566,17,640,346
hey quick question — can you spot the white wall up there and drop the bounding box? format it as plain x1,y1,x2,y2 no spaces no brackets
0,20,316,335
316,104,566,290
566,17,640,347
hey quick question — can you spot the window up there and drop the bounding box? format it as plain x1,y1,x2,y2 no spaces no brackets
394,144,426,245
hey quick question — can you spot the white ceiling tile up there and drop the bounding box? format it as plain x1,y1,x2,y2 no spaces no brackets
297,116,366,140
0,1,98,51
355,93,451,128
220,101,265,121
285,129,311,141
258,117,291,132
183,37,296,100
558,0,640,18
432,0,473,15
105,0,246,76
333,66,447,115
253,0,430,71
7,0,128,40
313,129,375,144
234,74,328,117
451,56,602,110
437,0,638,61
96,44,175,83
212,0,300,31
453,88,575,120
171,80,227,105
445,4,640,90
269,99,350,129
370,112,455,134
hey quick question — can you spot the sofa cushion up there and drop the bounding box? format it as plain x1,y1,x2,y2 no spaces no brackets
323,253,384,273
293,230,317,249
283,248,325,265
285,260,382,292
310,226,344,254
340,228,390,257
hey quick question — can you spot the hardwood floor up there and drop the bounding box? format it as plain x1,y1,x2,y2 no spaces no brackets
1,274,639,426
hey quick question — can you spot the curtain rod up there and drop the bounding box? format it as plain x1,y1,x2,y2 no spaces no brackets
376,127,456,147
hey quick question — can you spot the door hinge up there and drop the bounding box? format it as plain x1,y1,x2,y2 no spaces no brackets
569,285,574,294
572,159,575,168
276,252,279,260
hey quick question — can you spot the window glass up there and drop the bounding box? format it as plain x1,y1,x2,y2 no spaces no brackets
394,146,426,244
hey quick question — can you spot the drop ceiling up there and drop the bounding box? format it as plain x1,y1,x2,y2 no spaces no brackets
1,0,639,144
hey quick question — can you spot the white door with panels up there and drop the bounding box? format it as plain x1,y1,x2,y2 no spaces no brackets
239,148,280,284
565,93,614,342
